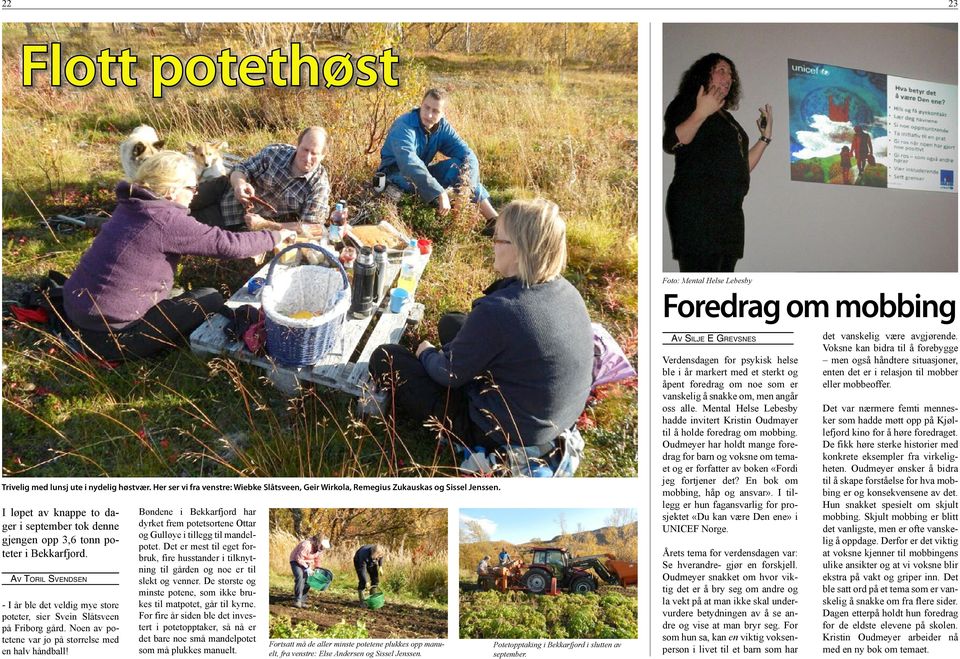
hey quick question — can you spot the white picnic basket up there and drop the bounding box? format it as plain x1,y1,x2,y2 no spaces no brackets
261,244,350,367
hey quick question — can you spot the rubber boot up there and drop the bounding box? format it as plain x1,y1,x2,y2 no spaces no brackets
357,589,365,605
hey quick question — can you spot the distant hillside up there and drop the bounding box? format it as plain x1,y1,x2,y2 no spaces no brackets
538,522,638,548
460,521,637,572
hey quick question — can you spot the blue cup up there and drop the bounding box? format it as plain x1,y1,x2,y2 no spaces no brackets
389,287,409,313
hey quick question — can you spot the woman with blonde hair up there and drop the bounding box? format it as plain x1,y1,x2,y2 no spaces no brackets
369,199,593,468
63,151,294,360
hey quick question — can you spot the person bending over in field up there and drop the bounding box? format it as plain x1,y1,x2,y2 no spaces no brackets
377,87,498,231
289,535,331,609
354,544,385,604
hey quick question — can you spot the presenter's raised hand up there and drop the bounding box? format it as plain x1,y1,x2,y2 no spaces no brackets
694,85,726,119
757,104,773,139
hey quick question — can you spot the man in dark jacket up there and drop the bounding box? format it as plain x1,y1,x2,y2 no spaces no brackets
378,88,498,225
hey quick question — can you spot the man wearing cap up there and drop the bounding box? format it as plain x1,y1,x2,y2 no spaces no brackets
289,534,331,608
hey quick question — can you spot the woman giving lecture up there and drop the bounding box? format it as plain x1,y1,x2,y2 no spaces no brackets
663,53,773,272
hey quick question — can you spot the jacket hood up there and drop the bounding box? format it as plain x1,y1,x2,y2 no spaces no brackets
115,180,163,203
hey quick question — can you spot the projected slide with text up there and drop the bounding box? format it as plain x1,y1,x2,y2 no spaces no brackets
788,58,956,193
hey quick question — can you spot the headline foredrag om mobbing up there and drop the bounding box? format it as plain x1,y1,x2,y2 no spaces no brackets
665,292,956,325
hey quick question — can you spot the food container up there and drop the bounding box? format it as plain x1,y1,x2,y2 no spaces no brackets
261,243,350,367
306,568,333,591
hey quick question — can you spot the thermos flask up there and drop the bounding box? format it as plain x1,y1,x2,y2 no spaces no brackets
372,244,389,303
350,247,377,319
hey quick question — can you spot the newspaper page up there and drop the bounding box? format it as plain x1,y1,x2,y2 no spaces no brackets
652,10,959,659
0,1,957,659
0,2,641,658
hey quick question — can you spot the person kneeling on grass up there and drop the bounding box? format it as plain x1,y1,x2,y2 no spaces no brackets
354,544,385,604
368,199,593,474
289,534,331,609
62,151,295,362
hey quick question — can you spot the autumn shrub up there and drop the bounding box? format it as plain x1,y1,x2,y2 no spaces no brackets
410,563,447,603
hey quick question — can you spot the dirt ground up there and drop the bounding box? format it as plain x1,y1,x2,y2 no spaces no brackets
269,588,447,638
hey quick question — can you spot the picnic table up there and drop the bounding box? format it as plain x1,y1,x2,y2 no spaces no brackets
189,248,430,406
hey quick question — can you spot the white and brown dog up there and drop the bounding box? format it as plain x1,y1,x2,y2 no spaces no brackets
119,125,165,180
188,140,229,181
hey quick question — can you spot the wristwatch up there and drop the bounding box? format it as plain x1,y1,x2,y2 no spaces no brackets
759,136,772,144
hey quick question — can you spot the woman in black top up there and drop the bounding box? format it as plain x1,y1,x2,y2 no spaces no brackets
663,53,773,272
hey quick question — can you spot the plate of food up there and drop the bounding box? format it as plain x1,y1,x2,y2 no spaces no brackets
345,221,410,251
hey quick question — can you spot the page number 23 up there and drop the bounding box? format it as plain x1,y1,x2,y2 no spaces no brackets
951,0,958,8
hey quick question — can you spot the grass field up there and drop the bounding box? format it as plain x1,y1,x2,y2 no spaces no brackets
2,23,638,478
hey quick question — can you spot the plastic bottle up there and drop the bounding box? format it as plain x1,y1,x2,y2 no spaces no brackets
329,202,346,251
328,223,342,250
332,200,349,226
396,239,419,294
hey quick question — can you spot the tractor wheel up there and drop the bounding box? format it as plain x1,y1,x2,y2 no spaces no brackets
570,577,596,594
478,576,494,592
523,568,551,594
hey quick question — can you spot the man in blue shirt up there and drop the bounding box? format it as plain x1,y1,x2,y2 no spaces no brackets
378,88,498,227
